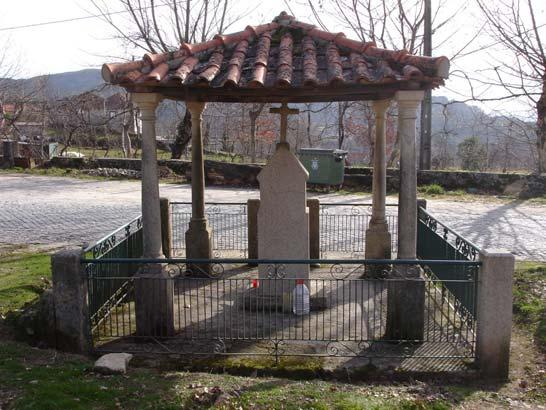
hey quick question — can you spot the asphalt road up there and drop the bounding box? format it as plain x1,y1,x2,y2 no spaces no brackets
1,174,545,260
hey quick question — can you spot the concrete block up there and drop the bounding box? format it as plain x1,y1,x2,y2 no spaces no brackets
94,353,133,375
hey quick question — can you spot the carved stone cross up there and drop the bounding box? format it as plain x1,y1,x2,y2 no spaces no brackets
270,102,299,144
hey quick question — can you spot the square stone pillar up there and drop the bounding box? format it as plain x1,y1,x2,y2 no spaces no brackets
134,264,174,337
51,248,91,353
477,249,514,379
307,198,320,261
366,99,392,260
247,199,260,264
185,102,213,273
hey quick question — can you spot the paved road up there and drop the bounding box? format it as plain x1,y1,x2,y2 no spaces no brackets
1,174,545,260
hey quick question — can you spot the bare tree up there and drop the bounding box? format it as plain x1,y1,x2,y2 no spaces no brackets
47,89,132,156
90,0,250,158
304,0,462,165
0,39,50,140
475,0,546,173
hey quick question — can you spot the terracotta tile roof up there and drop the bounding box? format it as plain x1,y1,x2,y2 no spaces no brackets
102,12,449,102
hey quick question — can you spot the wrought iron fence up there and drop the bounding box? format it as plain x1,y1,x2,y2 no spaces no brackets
417,207,481,318
319,203,398,257
82,257,479,365
170,202,398,258
83,216,143,326
171,202,248,257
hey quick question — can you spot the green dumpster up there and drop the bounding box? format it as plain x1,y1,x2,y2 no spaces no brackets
298,148,348,185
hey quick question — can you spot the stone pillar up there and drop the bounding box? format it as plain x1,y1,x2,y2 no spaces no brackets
131,93,164,259
131,93,174,337
307,198,320,268
396,91,424,259
365,99,392,260
160,197,172,258
477,249,514,379
386,91,425,341
51,248,91,353
247,199,260,264
185,101,213,269
307,198,320,262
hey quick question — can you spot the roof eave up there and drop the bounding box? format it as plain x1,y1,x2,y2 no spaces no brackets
119,80,441,103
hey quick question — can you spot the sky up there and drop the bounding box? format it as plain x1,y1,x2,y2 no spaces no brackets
0,0,543,118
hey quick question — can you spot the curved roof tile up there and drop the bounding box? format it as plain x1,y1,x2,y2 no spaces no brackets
102,11,449,101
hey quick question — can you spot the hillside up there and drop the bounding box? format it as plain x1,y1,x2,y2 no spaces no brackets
3,69,109,99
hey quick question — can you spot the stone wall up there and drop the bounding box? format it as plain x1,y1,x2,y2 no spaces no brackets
45,157,546,198
343,167,546,198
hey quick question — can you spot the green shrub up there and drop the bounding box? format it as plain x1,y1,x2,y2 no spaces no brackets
418,184,445,195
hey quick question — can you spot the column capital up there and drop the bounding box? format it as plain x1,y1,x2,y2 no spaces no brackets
372,99,391,117
396,90,425,109
186,101,207,116
131,93,163,111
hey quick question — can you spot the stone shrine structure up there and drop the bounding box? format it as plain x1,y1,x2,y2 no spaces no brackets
258,103,309,293
101,11,451,339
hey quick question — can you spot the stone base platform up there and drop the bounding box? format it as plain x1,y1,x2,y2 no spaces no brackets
237,287,327,313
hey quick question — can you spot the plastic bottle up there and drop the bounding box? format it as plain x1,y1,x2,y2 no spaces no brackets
293,279,310,315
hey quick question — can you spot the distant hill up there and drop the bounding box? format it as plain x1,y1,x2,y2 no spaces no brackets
5,69,110,99
40,69,105,97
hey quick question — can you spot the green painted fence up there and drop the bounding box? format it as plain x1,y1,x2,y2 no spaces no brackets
417,206,480,319
84,216,143,329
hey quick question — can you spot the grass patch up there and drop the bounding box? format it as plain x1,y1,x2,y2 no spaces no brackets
418,184,445,195
188,356,325,379
0,341,173,409
0,251,51,317
513,262,546,350
0,341,454,410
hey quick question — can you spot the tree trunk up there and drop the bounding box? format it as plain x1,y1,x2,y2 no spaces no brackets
338,102,346,150
537,79,546,174
249,103,265,163
307,108,312,147
388,134,400,167
171,109,192,159
250,113,257,163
